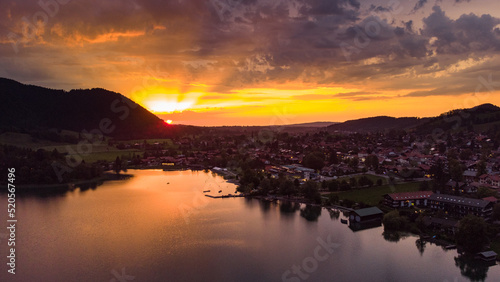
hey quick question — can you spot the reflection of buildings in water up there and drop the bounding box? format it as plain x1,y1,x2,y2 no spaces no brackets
348,220,382,232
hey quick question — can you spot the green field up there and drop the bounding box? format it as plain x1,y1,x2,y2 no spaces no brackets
0,132,64,149
336,181,422,206
79,149,143,162
125,138,175,146
0,132,144,162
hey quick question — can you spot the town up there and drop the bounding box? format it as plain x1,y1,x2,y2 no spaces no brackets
2,115,500,263
100,124,500,260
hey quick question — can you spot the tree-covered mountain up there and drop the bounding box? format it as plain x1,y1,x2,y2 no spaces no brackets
327,116,429,133
326,104,500,134
0,78,197,139
414,103,500,134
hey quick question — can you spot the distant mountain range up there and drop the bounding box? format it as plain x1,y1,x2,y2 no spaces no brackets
1,78,499,138
284,122,338,127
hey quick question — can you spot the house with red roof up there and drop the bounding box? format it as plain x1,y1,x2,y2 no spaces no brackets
384,191,434,208
479,174,500,189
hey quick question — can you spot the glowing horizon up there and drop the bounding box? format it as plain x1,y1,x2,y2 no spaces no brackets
1,0,500,126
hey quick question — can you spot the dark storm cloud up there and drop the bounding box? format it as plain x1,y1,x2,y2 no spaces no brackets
411,0,428,13
368,4,392,13
422,6,500,55
0,0,499,99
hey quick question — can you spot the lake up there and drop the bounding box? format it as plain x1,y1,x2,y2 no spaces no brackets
1,169,499,281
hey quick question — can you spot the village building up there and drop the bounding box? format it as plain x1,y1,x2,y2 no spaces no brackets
349,207,384,223
383,191,434,208
428,194,494,219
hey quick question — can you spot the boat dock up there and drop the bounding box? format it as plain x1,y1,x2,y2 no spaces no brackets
205,194,245,199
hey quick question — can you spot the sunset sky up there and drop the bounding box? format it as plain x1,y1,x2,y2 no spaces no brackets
1,0,500,126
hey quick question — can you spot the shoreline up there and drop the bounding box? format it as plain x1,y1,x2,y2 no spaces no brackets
0,172,132,193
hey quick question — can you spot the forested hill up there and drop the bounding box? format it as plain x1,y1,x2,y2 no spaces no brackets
0,78,194,139
327,116,428,133
414,103,500,134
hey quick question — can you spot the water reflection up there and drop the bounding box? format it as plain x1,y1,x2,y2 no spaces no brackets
348,220,382,232
279,200,300,215
299,205,322,222
454,255,491,282
382,231,409,243
328,209,340,220
259,199,271,213
2,170,499,282
415,239,427,256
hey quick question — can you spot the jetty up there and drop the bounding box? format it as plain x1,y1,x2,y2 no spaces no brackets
205,194,245,199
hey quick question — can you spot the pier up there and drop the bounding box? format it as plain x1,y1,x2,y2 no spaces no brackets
205,194,245,199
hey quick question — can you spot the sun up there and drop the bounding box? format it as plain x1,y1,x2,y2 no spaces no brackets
166,119,173,124
145,100,193,113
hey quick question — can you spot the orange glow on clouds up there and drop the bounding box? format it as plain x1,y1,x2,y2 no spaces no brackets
132,86,201,114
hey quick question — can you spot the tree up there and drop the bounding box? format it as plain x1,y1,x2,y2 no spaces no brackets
459,149,472,160
365,154,379,170
358,176,374,187
476,160,487,177
449,159,465,183
430,159,446,184
349,177,357,188
279,180,296,197
328,194,339,204
327,180,339,191
349,157,359,169
329,152,339,164
342,199,355,208
477,187,496,198
339,180,351,191
301,181,320,203
492,203,500,221
114,156,122,174
260,178,272,195
383,210,409,231
302,152,325,171
240,169,261,188
455,215,489,254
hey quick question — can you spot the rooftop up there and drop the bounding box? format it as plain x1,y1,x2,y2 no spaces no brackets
352,207,384,217
386,191,433,200
428,194,491,208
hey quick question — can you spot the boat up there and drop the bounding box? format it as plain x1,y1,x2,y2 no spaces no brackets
203,190,210,193
341,219,348,224
444,245,457,250
167,182,170,184
218,190,222,193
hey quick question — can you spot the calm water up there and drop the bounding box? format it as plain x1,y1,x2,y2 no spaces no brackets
1,170,499,282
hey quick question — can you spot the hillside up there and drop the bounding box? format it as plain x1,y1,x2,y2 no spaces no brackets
0,78,197,139
284,122,337,127
327,116,428,133
414,103,500,134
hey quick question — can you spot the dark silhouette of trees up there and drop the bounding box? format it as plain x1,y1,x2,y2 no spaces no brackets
456,215,489,254
302,152,325,171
